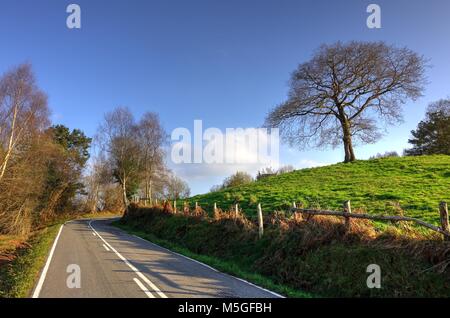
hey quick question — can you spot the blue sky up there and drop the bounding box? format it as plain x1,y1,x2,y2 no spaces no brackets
1,0,449,194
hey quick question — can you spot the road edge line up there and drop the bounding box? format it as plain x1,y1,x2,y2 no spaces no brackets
31,224,64,298
130,234,285,298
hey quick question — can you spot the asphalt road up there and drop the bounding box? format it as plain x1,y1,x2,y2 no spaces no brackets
33,218,282,298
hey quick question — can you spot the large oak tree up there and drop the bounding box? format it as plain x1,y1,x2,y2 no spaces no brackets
265,41,427,162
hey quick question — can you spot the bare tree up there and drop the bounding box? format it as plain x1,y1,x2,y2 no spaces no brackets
0,64,91,236
84,154,113,213
96,107,141,210
265,41,427,162
136,112,167,205
0,64,51,235
164,173,190,200
0,64,49,182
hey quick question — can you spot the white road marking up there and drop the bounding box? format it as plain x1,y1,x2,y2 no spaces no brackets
92,232,97,236
102,244,110,251
133,278,155,298
32,225,64,298
131,234,285,298
88,220,168,298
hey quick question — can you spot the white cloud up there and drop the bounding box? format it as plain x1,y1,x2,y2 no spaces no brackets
297,159,328,169
169,126,280,180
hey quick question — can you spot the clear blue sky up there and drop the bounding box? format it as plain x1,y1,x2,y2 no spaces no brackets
1,0,449,194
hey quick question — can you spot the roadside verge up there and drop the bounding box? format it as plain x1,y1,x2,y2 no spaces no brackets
113,221,312,298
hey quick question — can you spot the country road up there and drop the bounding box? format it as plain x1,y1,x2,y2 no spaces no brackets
32,218,282,298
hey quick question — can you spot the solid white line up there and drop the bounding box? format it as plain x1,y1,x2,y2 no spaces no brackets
131,234,285,298
102,244,110,251
88,220,168,298
32,225,64,298
133,278,155,298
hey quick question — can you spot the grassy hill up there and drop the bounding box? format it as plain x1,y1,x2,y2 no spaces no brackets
119,155,450,297
191,155,450,224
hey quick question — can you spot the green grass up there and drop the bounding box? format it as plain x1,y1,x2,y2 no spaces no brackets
190,155,450,224
113,221,312,298
0,223,62,298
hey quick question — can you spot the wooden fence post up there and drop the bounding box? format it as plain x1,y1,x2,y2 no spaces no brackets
257,203,264,239
195,202,198,210
213,202,218,219
343,200,352,231
235,203,239,218
293,202,297,209
439,202,449,241
174,200,177,213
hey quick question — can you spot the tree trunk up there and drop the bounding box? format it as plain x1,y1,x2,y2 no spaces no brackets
0,103,18,182
342,122,356,163
144,179,149,206
90,184,99,213
149,180,152,205
122,178,128,212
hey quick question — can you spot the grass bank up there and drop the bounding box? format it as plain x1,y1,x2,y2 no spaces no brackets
118,205,450,298
0,223,62,297
190,155,450,224
114,221,311,298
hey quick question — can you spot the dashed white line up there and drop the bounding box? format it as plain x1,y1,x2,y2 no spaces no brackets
32,225,64,298
88,220,168,298
92,232,97,236
133,278,155,298
102,244,110,251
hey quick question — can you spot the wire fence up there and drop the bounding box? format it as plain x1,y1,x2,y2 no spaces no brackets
133,197,450,241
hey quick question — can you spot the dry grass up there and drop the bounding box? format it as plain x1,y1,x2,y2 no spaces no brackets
0,235,30,266
122,204,450,296
128,202,450,270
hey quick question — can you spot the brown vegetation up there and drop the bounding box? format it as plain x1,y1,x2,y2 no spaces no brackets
0,64,92,237
122,204,450,296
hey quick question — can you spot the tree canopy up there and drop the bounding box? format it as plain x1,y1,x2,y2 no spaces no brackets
265,41,427,162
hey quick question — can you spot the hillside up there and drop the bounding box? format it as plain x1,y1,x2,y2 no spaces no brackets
191,155,450,224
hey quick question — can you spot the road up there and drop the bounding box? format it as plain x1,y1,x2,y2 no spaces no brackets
33,218,282,298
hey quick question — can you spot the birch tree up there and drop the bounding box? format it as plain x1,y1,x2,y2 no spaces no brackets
97,107,141,210
136,112,167,205
0,64,49,182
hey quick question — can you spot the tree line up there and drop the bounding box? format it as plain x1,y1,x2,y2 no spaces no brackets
0,64,189,236
91,106,190,214
0,64,91,236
